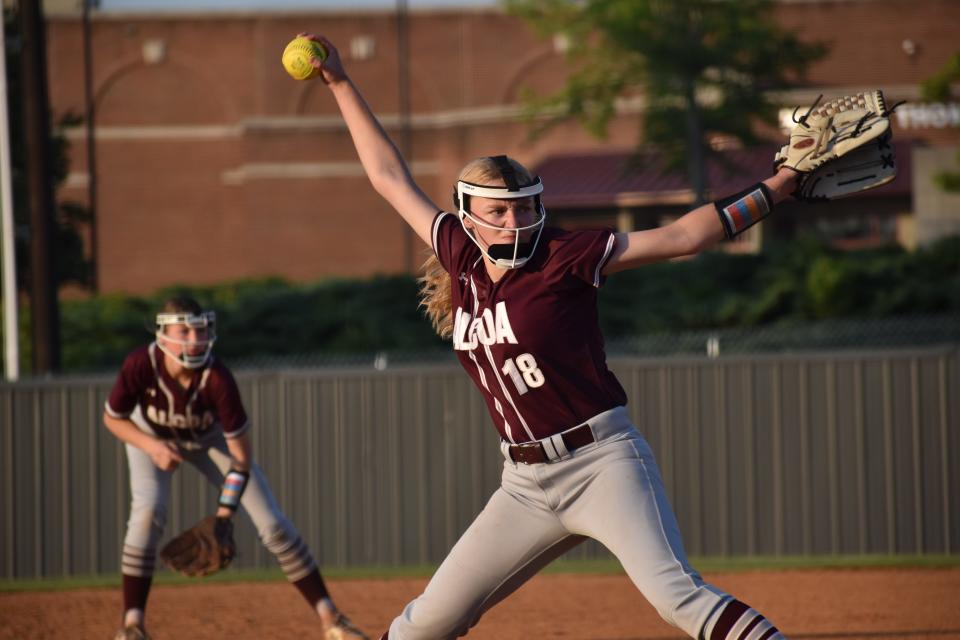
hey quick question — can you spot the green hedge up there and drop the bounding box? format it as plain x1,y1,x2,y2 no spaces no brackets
2,236,958,375
599,234,960,334
2,275,445,375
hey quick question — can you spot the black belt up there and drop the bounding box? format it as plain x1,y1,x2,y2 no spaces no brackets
507,423,595,465
150,424,211,446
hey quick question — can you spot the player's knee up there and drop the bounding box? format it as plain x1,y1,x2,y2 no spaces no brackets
389,594,478,640
125,505,167,547
391,615,470,639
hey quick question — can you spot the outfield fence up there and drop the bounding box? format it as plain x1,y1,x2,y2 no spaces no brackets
1,346,958,579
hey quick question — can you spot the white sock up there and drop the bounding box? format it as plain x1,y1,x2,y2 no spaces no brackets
123,608,144,628
316,597,336,619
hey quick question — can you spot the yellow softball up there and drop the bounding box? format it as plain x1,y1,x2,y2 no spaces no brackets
281,36,327,81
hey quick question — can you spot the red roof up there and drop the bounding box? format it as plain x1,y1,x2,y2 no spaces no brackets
534,142,912,209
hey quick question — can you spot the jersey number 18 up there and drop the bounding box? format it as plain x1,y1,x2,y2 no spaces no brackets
501,353,545,395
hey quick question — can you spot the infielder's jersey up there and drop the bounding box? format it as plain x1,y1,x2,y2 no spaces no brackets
432,212,627,443
105,343,250,442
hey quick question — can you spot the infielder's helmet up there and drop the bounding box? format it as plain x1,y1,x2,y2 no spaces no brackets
155,309,217,369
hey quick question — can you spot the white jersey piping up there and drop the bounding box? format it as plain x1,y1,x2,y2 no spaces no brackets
593,233,616,288
469,276,536,443
463,275,516,443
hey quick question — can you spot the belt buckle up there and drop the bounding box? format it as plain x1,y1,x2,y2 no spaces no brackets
514,442,543,465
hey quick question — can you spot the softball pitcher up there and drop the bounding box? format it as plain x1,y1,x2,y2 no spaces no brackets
103,295,366,640
309,34,795,640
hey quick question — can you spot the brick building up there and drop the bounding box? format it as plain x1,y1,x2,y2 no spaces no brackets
37,0,960,293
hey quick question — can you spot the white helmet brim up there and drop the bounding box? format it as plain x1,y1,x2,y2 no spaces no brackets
455,176,547,269
155,310,217,369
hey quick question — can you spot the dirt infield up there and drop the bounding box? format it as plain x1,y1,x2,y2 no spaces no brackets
2,567,959,639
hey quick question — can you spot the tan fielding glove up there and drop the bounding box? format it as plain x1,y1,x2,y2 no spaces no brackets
160,515,236,577
776,90,898,174
779,130,898,201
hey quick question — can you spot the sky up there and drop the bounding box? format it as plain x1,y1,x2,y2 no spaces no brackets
100,0,497,11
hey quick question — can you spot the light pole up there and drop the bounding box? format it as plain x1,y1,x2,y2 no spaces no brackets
82,0,98,292
19,0,61,374
0,9,19,380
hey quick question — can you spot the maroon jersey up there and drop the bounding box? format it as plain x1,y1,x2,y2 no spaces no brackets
105,343,250,442
431,212,627,443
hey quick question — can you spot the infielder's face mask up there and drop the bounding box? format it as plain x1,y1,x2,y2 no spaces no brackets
454,155,546,269
155,310,217,369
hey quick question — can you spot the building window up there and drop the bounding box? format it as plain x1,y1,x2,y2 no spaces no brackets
350,35,376,61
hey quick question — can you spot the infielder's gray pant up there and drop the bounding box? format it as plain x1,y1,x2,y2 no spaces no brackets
122,432,315,581
389,406,729,639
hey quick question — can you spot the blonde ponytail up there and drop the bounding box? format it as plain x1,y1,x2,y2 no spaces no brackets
418,252,454,339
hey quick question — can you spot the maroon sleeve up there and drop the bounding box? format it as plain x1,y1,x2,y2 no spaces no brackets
430,211,472,274
208,363,250,439
105,348,147,418
550,228,618,288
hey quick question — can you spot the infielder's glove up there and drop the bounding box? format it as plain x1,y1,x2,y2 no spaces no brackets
160,515,236,577
776,90,900,174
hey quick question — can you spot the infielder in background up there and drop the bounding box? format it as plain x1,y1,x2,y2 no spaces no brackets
307,34,797,640
103,295,366,640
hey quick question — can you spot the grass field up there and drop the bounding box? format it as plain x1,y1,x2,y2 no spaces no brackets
2,553,958,592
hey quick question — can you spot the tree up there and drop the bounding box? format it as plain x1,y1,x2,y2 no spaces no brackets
4,7,92,292
921,53,960,192
505,0,825,204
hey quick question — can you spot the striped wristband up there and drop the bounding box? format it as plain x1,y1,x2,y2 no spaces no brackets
218,468,250,512
715,182,774,239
